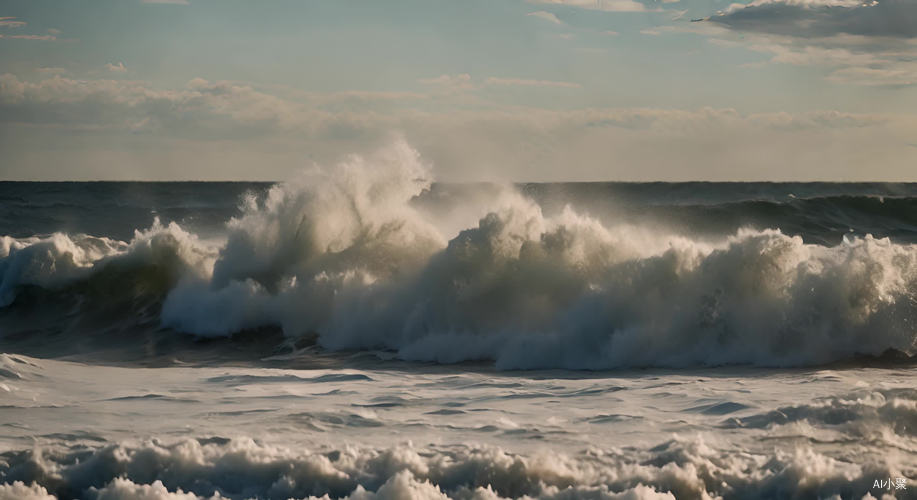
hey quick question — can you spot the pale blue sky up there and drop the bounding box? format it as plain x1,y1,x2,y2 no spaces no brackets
1,0,915,180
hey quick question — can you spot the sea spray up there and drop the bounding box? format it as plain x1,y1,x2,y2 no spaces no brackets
0,142,915,368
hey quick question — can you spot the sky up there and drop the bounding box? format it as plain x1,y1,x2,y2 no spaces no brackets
0,0,915,181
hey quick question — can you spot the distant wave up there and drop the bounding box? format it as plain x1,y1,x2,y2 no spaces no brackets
647,195,917,246
1,141,915,369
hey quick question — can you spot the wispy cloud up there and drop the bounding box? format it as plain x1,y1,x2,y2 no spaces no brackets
0,74,309,137
419,73,471,86
418,74,581,91
418,73,475,93
698,0,917,87
1,72,913,181
527,10,564,24
105,62,127,73
0,34,57,41
36,67,67,75
0,17,62,41
485,77,581,88
710,0,916,38
528,0,659,13
0,17,26,28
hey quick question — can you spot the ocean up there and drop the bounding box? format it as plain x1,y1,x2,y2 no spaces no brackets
1,147,916,499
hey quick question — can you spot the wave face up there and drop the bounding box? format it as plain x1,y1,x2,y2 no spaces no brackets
1,141,916,368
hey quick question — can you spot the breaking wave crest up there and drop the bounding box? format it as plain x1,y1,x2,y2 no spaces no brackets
1,141,916,368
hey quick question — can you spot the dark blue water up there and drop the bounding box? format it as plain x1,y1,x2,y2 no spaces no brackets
3,182,917,245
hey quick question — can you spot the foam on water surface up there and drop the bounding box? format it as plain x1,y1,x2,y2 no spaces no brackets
0,355,914,499
1,142,916,498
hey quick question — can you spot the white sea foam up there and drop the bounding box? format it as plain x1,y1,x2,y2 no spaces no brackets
0,353,913,499
0,481,55,500
158,142,917,368
1,141,915,368
0,434,908,499
91,479,223,500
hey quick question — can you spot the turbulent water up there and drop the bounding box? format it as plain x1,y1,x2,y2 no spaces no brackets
1,142,916,499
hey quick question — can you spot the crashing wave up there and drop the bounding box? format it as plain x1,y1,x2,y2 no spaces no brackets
1,141,915,368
